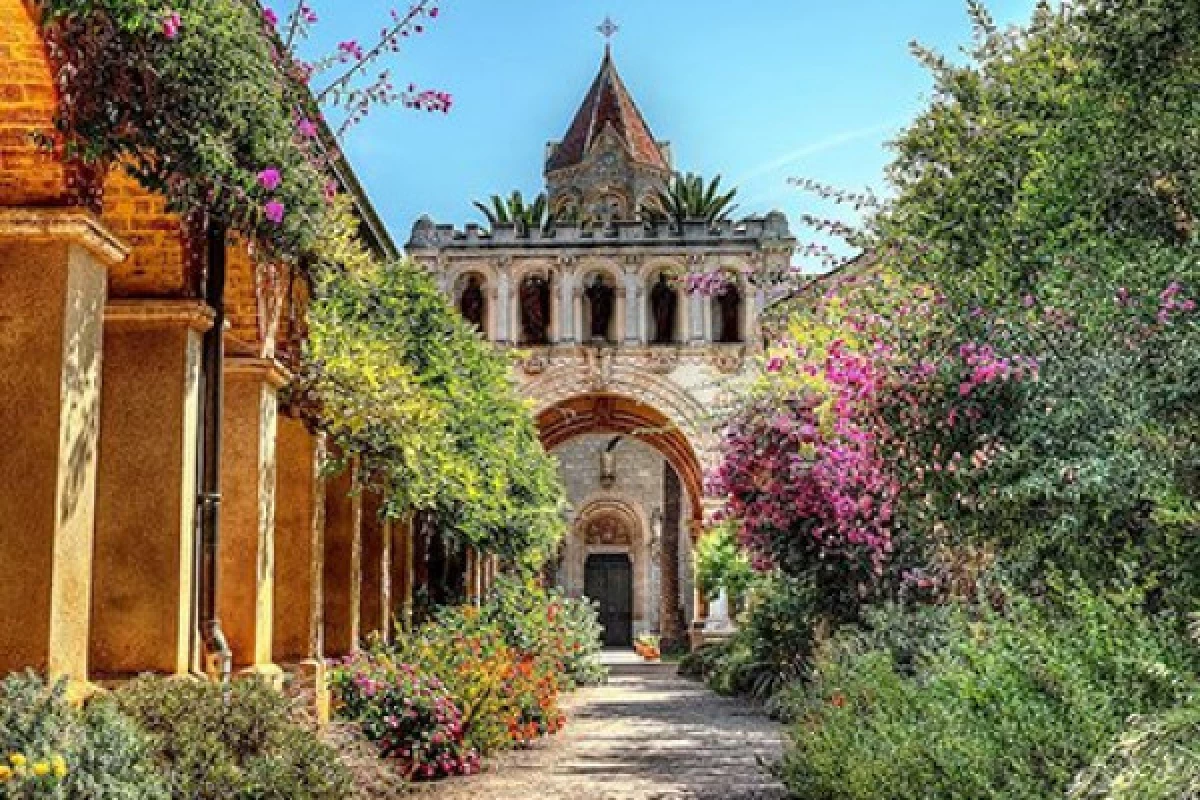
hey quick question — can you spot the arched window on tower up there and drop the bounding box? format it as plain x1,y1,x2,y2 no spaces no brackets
582,271,618,343
713,281,743,344
647,271,682,345
456,272,488,337
519,272,552,346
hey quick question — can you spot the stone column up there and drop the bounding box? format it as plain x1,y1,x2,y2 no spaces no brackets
272,416,325,665
558,269,575,345
573,288,585,342
91,299,211,677
688,287,706,344
359,488,391,642
0,209,124,684
615,287,628,345
323,457,362,657
495,271,511,344
486,287,500,342
219,357,287,674
623,272,641,344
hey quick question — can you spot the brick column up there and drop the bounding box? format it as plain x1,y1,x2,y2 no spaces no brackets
218,356,288,674
272,416,325,664
359,489,392,643
91,300,211,677
323,457,362,657
0,210,124,683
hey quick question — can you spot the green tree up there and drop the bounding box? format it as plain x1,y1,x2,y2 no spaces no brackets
643,172,738,226
473,190,555,233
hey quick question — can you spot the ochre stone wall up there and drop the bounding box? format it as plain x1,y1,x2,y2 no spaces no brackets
0,0,68,206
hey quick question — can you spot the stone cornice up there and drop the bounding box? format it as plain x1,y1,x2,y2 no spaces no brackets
0,207,129,266
104,299,215,333
225,356,293,390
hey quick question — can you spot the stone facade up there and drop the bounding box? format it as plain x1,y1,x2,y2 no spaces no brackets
408,47,794,639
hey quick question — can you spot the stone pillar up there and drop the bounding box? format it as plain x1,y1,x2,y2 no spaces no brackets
558,270,575,344
688,287,706,343
272,416,325,665
623,272,641,344
359,489,392,642
323,458,362,657
486,287,500,342
495,271,511,344
218,357,287,673
573,288,585,342
91,300,211,677
0,210,123,683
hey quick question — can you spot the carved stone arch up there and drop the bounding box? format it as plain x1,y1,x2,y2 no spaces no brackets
562,494,655,630
532,388,713,527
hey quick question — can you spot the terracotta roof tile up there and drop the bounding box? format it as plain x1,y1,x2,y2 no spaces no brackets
546,48,668,173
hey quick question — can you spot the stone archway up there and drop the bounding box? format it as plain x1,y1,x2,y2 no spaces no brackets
536,393,705,526
537,392,704,647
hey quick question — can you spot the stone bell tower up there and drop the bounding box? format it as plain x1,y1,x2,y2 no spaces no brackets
543,43,674,223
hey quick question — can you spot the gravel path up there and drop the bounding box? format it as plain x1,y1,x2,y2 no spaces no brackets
416,653,788,800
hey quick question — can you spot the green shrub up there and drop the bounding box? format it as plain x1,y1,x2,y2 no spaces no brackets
479,576,607,689
1069,703,1200,799
779,585,1199,800
678,575,817,704
112,676,352,800
0,671,167,799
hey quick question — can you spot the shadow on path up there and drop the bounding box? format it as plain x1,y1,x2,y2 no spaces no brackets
417,657,788,800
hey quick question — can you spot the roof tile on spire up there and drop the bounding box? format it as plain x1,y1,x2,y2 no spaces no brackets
546,48,668,173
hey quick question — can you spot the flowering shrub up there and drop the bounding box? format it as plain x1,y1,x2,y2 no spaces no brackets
332,579,603,779
712,271,1034,620
329,654,479,781
0,672,167,799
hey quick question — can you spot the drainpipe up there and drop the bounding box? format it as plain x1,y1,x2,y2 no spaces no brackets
196,215,233,681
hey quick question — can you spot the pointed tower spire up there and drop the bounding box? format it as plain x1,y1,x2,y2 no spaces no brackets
545,37,669,174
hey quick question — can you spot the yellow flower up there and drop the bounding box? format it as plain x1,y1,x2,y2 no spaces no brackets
0,765,11,782
32,761,50,777
8,753,26,767
51,754,67,777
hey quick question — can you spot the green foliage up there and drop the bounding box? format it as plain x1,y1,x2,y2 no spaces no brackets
302,257,566,566
680,575,818,703
473,191,556,233
479,577,608,689
643,172,738,225
778,585,1198,800
1069,703,1200,800
694,523,756,603
0,671,167,799
39,0,331,260
111,676,352,800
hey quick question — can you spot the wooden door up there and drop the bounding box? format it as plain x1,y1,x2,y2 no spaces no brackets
585,553,633,647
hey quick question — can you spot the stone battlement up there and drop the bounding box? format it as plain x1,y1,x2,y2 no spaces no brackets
408,212,792,251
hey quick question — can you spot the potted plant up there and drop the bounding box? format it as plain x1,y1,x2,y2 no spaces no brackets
634,633,661,662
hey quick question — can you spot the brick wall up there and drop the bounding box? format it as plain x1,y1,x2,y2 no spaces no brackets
102,170,192,297
0,0,67,207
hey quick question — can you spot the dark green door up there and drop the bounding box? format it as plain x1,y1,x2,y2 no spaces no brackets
584,553,634,647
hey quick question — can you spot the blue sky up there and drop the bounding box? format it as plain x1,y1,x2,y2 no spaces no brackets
302,1,1041,266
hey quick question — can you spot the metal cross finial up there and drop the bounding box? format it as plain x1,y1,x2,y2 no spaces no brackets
597,15,619,43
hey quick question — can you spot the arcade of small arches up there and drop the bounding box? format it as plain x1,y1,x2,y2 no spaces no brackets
449,261,752,349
